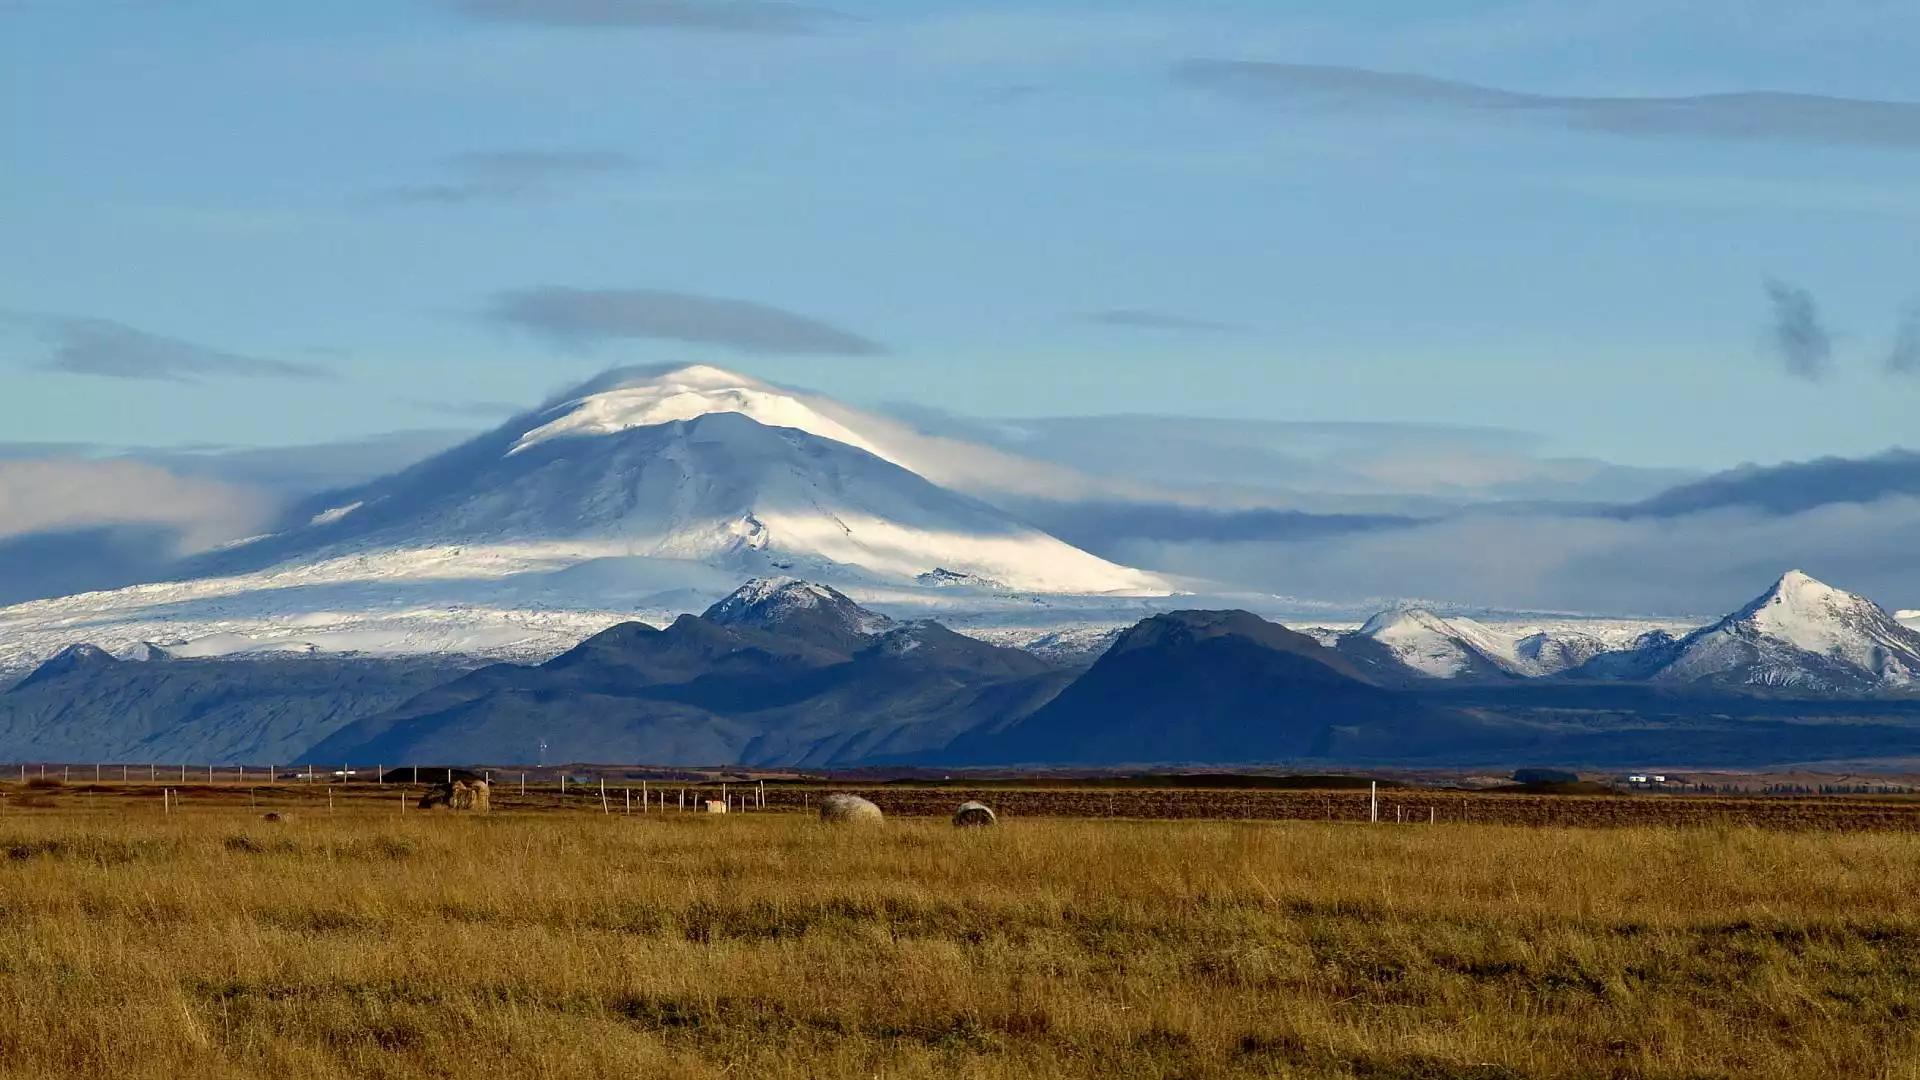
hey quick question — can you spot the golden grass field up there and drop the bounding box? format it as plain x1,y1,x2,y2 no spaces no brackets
2,784,1919,1079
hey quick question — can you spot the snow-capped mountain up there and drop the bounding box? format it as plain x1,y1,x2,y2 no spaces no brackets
1327,608,1640,681
1339,608,1524,680
1511,628,1613,674
1901,610,1920,631
210,368,1163,596
703,577,895,646
1582,571,1920,693
0,367,1168,674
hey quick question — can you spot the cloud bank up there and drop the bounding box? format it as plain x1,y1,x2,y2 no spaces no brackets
0,459,270,551
1174,61,1920,150
1112,498,1920,619
488,287,885,355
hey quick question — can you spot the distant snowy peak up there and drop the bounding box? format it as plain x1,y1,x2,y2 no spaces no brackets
1336,608,1641,681
1512,629,1611,673
1902,610,1920,631
13,643,118,691
1347,607,1521,679
917,567,1003,589
1647,570,1920,692
703,578,894,638
509,365,896,463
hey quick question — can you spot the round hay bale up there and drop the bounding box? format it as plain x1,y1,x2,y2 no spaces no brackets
819,792,884,825
952,801,997,828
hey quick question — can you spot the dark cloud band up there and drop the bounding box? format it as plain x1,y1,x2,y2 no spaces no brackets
1889,305,1920,376
446,0,847,34
367,148,638,206
22,317,329,382
1175,61,1920,150
1762,279,1832,381
487,287,886,356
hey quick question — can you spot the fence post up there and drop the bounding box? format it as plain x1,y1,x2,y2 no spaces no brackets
520,773,525,796
1370,782,1378,824
600,778,609,814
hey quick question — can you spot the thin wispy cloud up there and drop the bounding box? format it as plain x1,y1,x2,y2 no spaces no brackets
1174,61,1920,150
445,0,849,34
1762,279,1832,381
1889,304,1920,376
982,84,1042,105
21,317,329,382
403,397,528,419
367,148,638,206
487,287,885,355
1079,309,1246,333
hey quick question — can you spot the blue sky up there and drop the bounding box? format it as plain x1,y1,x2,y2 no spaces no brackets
4,0,1919,470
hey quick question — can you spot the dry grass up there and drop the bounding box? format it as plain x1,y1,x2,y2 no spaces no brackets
0,794,1917,1078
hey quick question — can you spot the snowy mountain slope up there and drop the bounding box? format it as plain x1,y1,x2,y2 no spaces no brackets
1580,571,1920,693
0,368,1167,673
500,364,1120,502
1342,608,1524,679
208,387,1165,595
1511,629,1613,674
1901,610,1920,631
1323,608,1669,681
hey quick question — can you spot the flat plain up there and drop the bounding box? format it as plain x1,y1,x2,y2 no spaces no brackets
1,782,1918,1079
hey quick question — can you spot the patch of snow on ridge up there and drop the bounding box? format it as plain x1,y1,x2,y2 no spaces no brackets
309,502,363,527
510,365,892,461
1899,610,1920,630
